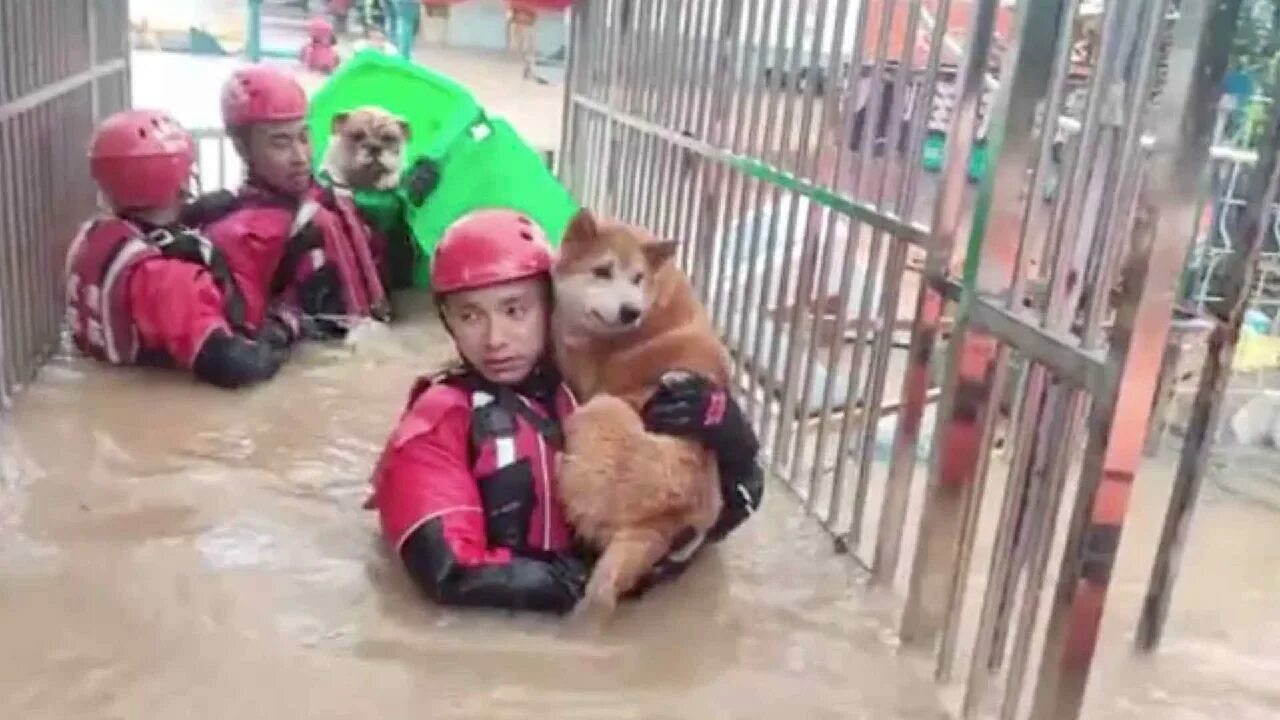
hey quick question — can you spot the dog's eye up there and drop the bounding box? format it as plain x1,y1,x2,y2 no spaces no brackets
631,272,644,285
592,265,612,280
380,133,398,145
351,130,366,143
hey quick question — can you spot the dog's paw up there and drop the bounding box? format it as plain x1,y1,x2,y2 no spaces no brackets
569,589,617,630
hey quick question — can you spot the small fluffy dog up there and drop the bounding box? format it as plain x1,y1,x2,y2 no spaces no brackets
322,106,410,191
552,209,730,618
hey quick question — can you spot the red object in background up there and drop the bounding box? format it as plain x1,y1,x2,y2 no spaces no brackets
507,0,575,11
329,0,353,13
300,41,341,74
307,16,336,42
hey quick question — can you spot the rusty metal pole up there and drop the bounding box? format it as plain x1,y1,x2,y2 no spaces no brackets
1135,60,1280,653
1028,0,1241,717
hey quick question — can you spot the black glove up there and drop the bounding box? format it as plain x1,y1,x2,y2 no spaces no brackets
258,313,299,352
513,548,589,598
643,371,764,540
191,330,287,389
643,371,758,460
404,157,440,207
707,463,763,542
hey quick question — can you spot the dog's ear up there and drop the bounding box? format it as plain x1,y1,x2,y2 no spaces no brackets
331,111,350,135
397,118,411,140
562,209,598,251
642,239,678,269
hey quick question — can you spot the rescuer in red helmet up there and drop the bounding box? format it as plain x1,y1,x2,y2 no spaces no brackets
363,209,765,613
189,64,389,341
66,109,294,388
300,16,341,74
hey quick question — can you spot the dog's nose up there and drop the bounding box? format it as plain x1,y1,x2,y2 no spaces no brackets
618,305,641,325
364,145,382,157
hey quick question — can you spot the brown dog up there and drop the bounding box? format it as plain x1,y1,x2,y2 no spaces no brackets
322,106,410,191
551,209,729,618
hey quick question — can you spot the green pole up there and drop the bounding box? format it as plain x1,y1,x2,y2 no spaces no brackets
395,0,420,60
247,0,263,62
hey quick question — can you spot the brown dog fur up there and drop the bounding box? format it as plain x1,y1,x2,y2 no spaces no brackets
551,209,729,618
322,106,410,191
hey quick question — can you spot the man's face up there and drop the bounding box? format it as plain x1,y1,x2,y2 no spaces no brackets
242,119,312,197
441,277,549,385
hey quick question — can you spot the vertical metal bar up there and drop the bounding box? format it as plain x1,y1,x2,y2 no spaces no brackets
1029,1,1240,717
848,0,933,552
779,0,858,508
655,0,699,241
87,0,99,121
747,0,813,439
557,3,581,185
724,0,780,378
768,0,841,479
965,0,1091,689
807,0,878,522
823,0,911,538
871,0,960,585
1135,33,1280,659
708,0,765,332
692,0,745,318
632,0,667,230
625,0,652,223
0,117,17,399
675,0,720,276
673,0,712,265
898,0,1041,648
595,0,618,210
733,0,793,416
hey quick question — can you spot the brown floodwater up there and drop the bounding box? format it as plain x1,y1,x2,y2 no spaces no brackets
1,292,1277,719
0,294,948,720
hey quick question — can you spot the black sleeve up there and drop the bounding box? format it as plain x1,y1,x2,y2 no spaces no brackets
191,330,287,389
708,461,764,543
398,518,585,614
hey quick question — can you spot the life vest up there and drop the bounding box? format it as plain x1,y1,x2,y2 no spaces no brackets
64,217,247,365
369,368,577,553
198,183,388,329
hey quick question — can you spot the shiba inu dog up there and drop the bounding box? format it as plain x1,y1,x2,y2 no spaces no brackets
551,209,729,618
322,106,409,191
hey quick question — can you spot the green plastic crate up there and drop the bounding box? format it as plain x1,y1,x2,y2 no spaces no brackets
409,117,579,287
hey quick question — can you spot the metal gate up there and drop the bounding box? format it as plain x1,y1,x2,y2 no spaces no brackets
0,0,131,407
558,0,1273,718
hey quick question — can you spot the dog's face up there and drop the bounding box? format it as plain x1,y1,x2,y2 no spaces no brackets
326,107,410,190
553,209,677,337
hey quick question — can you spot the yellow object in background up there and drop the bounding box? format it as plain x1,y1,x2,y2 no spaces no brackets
1235,330,1280,372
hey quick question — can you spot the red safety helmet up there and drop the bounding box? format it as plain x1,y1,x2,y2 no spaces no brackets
431,209,554,294
307,16,335,42
89,109,194,211
221,65,308,128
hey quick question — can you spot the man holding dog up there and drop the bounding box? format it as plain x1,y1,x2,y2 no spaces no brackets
364,209,764,613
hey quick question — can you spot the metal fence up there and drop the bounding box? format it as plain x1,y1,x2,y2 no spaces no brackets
0,0,131,407
558,1,1274,718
